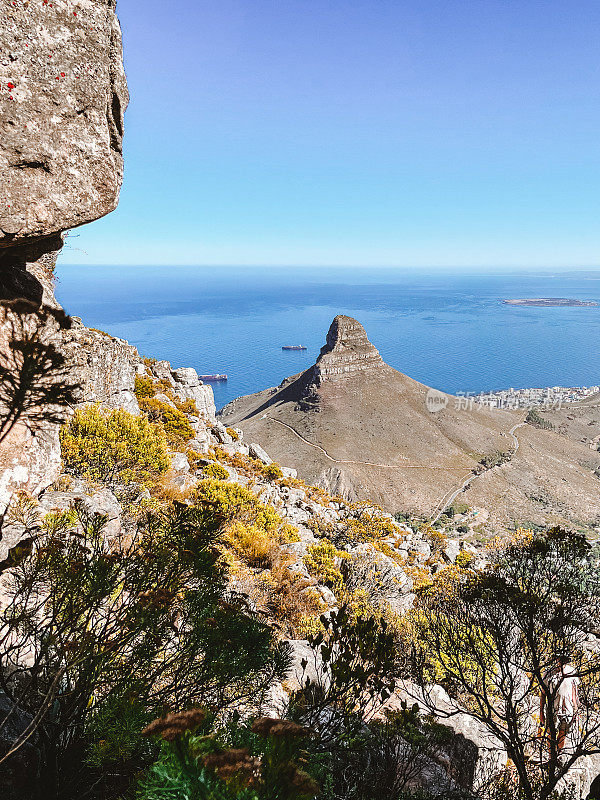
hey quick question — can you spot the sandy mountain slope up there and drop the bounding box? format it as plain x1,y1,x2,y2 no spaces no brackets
220,316,600,534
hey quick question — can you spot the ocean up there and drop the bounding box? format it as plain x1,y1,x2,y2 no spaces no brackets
55,265,600,411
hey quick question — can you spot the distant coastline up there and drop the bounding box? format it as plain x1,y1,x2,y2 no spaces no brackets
503,297,597,307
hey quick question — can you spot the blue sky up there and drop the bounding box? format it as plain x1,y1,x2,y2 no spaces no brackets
61,0,600,268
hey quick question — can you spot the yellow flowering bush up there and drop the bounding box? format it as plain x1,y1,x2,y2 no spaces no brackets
202,462,229,480
304,540,346,592
60,405,170,485
139,397,195,446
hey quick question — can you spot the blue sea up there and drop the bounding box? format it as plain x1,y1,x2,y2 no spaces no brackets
55,266,600,411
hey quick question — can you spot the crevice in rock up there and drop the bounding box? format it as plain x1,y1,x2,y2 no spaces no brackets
11,160,51,173
0,234,63,305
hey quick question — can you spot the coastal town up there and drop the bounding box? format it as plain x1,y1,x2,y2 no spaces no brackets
458,383,600,409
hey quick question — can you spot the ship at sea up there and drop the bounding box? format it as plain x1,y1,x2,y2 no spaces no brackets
282,345,307,350
199,374,228,381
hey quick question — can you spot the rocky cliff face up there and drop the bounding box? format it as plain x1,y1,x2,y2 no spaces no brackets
0,0,128,304
315,314,388,381
0,0,130,514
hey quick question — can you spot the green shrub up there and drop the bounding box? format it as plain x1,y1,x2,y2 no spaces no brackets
304,540,346,591
262,463,283,480
0,502,290,799
174,396,198,415
455,549,474,568
140,713,318,800
203,462,229,480
526,407,554,430
139,397,195,445
60,404,170,484
134,374,156,399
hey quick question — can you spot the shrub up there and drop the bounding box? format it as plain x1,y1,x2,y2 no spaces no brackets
140,713,318,800
226,521,275,567
0,501,290,799
304,540,346,592
193,480,281,532
60,404,170,485
478,449,512,470
134,374,156,399
258,555,324,635
411,527,600,800
192,480,298,567
526,407,554,430
422,526,447,555
262,462,283,480
139,397,195,445
203,462,229,480
173,396,198,415
336,502,401,547
226,427,240,441
290,606,397,742
455,549,474,568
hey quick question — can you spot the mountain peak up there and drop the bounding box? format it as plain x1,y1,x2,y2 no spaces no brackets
315,315,385,380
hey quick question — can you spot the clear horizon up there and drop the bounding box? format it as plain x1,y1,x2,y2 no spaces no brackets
59,1,600,270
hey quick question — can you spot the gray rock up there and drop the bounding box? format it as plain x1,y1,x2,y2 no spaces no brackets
411,540,432,559
280,543,311,578
170,367,216,421
61,321,141,414
150,361,176,385
211,421,233,444
393,681,507,790
345,550,413,614
281,466,298,479
153,392,177,408
249,443,272,465
171,474,197,492
171,367,200,386
38,486,122,540
170,452,190,473
0,0,128,302
314,584,337,607
443,539,461,563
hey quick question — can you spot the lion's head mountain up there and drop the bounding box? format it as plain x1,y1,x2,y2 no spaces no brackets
220,314,600,533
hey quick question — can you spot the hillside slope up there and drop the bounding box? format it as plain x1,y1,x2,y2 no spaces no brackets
220,316,600,533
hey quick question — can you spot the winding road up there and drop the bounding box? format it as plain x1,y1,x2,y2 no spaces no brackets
264,415,528,522
429,421,527,523
264,416,468,471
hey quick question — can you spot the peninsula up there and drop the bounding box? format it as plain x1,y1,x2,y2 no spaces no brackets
503,297,597,307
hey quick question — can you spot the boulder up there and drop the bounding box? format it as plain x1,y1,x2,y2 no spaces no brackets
249,443,272,465
391,682,507,790
443,539,461,563
211,421,233,445
170,453,190,473
0,0,128,304
170,367,216,421
345,550,413,615
37,486,122,540
62,322,141,414
151,361,176,386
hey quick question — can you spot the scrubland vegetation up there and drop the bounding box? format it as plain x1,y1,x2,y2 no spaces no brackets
4,387,600,800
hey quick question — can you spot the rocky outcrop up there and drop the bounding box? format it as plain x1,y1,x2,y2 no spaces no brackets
0,0,129,515
170,367,216,421
63,320,140,414
314,315,387,381
0,0,128,304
